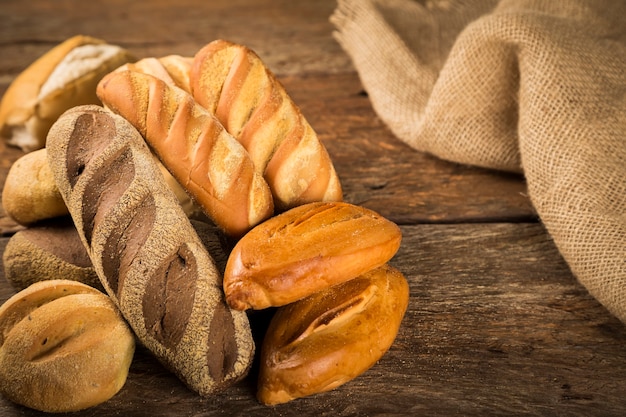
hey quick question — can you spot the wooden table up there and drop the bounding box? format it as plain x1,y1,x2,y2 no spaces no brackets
1,1,625,416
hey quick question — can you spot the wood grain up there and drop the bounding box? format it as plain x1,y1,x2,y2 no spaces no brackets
1,0,624,415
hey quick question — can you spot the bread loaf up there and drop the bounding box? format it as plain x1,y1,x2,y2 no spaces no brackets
190,40,343,211
0,35,134,152
118,55,194,92
2,218,101,291
2,147,198,223
2,218,226,292
257,264,409,405
96,69,274,237
46,104,254,395
0,280,135,413
223,201,402,310
2,148,69,225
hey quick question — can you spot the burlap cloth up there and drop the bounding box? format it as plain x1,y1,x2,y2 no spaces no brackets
331,0,626,323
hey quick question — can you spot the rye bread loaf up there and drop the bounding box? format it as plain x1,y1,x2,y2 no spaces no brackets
2,218,101,291
45,104,254,396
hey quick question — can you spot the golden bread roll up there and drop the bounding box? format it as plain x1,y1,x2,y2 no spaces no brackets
223,201,402,310
0,35,134,152
257,264,409,405
46,105,254,395
1,148,69,225
96,69,274,238
190,40,342,211
2,218,101,291
0,280,135,413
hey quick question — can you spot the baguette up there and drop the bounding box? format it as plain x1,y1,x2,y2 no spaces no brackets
96,69,274,237
0,280,135,413
190,40,342,211
257,264,409,405
118,55,194,92
0,35,134,152
46,104,254,395
224,201,402,310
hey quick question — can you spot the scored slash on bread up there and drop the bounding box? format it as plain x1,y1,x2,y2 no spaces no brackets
96,68,274,238
104,40,343,216
190,40,343,211
46,105,255,396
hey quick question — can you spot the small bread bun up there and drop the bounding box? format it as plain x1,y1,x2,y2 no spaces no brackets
0,280,135,413
0,35,134,152
2,148,69,225
257,265,409,405
2,218,101,291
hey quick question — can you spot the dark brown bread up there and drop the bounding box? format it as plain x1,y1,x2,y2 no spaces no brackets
46,104,254,396
2,218,101,291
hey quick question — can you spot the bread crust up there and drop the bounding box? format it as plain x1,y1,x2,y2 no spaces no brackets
223,201,403,310
0,35,134,152
0,280,135,413
46,104,254,395
2,148,69,225
96,69,274,237
190,40,343,211
257,264,409,405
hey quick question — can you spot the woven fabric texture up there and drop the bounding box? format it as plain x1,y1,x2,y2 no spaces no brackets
332,0,626,322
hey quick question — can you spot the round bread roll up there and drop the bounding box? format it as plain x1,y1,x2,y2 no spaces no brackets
2,148,69,225
224,201,402,310
0,280,135,413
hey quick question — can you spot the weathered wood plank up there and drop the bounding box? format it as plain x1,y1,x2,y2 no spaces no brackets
0,0,352,77
1,223,624,416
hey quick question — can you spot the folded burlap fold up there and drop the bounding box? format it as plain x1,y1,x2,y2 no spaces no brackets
332,0,626,323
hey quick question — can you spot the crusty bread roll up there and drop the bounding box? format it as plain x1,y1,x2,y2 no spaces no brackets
0,280,135,413
190,40,343,211
46,104,254,395
96,69,274,238
2,218,101,291
223,201,402,310
0,35,134,152
257,264,409,405
1,148,69,225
